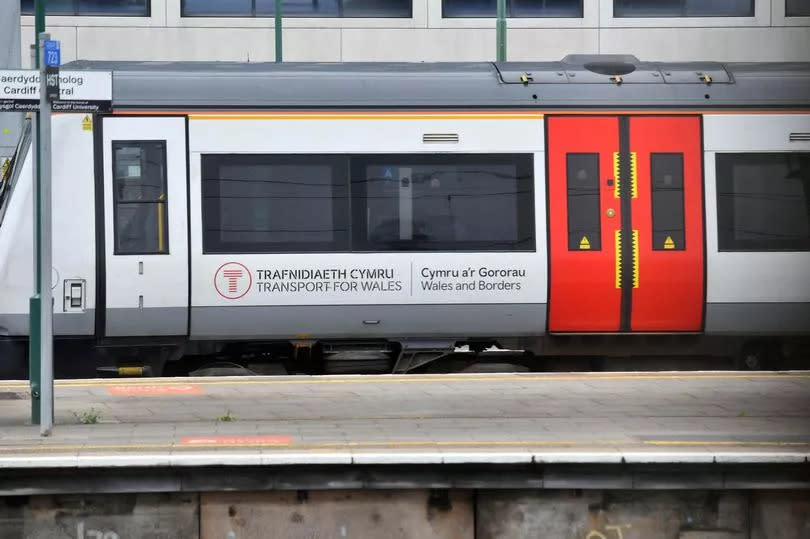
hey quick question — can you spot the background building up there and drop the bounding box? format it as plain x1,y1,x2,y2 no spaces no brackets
15,0,810,66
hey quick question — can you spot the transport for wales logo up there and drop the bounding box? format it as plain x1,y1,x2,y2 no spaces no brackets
214,262,252,300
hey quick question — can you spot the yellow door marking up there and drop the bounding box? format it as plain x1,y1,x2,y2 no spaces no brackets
613,152,620,198
664,236,675,249
81,115,92,131
157,193,166,253
579,236,591,250
632,229,639,288
630,152,638,198
615,229,622,288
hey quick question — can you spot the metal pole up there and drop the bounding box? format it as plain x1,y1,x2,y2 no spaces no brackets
29,0,46,426
274,0,282,62
38,32,54,437
496,0,507,62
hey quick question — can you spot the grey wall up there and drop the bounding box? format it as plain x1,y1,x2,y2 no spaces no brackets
16,0,810,66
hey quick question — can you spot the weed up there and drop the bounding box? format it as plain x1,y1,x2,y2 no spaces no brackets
216,410,235,422
74,408,102,425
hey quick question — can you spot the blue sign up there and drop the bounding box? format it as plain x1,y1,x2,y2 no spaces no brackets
44,40,60,67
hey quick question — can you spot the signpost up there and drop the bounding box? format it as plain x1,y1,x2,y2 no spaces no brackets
37,33,54,436
0,70,113,112
20,4,111,432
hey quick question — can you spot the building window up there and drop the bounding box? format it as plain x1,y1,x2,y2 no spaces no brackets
182,0,412,17
443,0,582,18
202,154,349,254
716,153,810,252
614,0,753,17
112,141,168,255
21,0,150,16
786,0,810,16
351,154,535,252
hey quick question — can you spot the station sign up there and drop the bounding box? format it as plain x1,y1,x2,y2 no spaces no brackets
0,70,112,112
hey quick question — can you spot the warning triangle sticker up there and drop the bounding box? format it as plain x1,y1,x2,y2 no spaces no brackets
579,236,591,250
664,236,675,249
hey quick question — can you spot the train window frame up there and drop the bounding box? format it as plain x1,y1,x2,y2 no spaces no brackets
442,0,584,18
111,140,169,256
181,0,413,18
715,152,810,253
21,0,151,17
201,153,350,254
350,153,536,253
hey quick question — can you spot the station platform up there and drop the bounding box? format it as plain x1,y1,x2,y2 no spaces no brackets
1,372,809,493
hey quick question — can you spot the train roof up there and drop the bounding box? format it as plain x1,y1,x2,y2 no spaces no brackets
63,55,810,110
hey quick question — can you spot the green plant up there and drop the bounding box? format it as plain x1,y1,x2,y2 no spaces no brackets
216,410,235,422
74,408,102,425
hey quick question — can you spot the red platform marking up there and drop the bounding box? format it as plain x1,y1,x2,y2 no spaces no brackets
106,385,205,396
180,435,292,446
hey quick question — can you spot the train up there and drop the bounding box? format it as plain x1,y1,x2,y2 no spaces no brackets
1,55,809,377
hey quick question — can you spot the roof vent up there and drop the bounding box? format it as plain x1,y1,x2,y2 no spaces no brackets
584,62,637,76
423,133,459,144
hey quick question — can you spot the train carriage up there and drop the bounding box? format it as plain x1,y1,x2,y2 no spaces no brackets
1,55,809,376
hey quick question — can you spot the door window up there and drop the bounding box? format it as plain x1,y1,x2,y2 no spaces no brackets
650,153,685,250
566,153,601,251
112,141,168,254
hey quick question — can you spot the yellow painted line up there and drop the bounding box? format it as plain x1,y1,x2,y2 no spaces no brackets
189,114,544,121
644,440,810,447
1,372,808,391
0,439,808,454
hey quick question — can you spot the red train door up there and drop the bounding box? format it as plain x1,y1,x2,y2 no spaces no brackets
547,115,704,333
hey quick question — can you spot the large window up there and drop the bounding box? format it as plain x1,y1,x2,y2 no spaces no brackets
21,0,149,16
182,0,411,17
716,153,810,252
202,155,349,253
351,154,535,251
113,141,168,255
614,0,753,17
201,153,536,253
786,0,810,16
443,0,582,18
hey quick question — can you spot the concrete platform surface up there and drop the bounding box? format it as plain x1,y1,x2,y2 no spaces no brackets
0,372,808,468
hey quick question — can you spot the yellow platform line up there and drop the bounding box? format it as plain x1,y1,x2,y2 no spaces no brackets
1,372,809,391
0,439,808,454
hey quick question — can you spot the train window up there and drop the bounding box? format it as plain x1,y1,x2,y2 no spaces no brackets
351,154,535,252
716,153,810,252
786,0,810,16
182,0,411,17
21,0,150,16
201,154,349,253
614,0,753,17
651,153,685,251
443,0,582,17
566,153,601,251
112,141,168,255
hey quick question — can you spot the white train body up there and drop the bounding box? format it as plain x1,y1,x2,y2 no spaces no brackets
1,58,809,374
